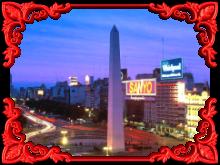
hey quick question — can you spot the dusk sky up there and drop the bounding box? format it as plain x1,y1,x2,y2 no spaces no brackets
11,9,209,88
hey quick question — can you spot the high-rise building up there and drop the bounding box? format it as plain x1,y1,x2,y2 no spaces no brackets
153,68,161,81
184,90,209,141
19,87,26,99
69,76,78,86
69,85,86,105
154,81,187,127
136,73,153,80
85,75,94,108
51,81,69,103
121,69,128,81
99,78,108,111
107,25,125,152
193,82,209,94
135,68,160,81
10,73,18,98
183,73,194,90
85,75,94,85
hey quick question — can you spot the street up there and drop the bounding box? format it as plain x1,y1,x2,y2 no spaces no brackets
20,105,186,156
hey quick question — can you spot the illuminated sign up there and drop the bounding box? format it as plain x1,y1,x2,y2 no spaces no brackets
161,58,183,80
125,79,156,96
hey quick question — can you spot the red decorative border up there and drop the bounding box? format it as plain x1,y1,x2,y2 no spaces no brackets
1,1,218,164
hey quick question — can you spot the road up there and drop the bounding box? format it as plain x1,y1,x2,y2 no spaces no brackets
20,105,56,142
19,105,186,156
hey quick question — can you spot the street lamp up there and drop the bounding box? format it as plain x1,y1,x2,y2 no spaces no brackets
61,130,68,135
85,108,89,112
103,146,112,156
60,130,68,145
61,136,68,145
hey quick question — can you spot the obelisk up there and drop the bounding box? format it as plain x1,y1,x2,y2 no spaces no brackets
107,25,125,153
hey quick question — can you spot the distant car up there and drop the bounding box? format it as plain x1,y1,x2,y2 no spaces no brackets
75,118,86,124
30,110,35,114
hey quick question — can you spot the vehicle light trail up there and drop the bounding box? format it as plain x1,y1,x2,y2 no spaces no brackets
23,112,56,142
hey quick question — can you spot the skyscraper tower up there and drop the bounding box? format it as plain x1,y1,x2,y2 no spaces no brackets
107,25,125,153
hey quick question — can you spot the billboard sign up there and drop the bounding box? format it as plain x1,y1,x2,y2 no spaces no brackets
161,58,183,80
124,79,156,96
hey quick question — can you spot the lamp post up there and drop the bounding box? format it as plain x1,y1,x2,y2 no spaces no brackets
103,146,112,156
60,130,68,146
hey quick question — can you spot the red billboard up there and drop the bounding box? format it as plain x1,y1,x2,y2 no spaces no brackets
125,79,156,96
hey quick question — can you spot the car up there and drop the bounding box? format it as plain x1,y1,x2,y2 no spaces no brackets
75,118,86,124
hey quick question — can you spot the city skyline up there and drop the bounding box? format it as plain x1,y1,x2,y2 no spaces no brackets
11,9,209,88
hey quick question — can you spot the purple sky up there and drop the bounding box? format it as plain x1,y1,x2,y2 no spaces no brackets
11,9,209,88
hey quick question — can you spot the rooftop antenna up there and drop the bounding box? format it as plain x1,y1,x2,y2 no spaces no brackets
124,54,127,68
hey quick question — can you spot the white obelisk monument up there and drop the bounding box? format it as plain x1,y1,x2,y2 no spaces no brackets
107,25,125,153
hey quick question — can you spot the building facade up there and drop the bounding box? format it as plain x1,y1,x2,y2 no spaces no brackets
51,81,69,103
184,90,209,140
154,81,187,127
70,85,86,105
